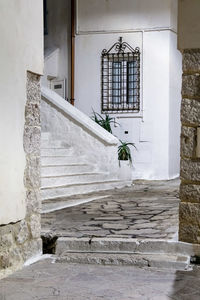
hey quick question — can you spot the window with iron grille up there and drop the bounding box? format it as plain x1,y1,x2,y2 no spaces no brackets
101,37,140,113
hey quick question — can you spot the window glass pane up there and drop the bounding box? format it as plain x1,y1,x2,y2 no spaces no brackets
122,61,127,104
112,62,121,104
127,61,138,104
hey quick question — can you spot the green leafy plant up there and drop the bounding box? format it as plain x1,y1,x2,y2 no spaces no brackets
118,140,136,165
91,111,115,133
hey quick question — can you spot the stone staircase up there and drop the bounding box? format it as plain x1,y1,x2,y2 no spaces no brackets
41,132,125,204
40,87,132,207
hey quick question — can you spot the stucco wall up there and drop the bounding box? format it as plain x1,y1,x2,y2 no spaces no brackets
77,0,177,33
0,0,43,225
169,32,182,178
44,0,71,99
75,0,182,180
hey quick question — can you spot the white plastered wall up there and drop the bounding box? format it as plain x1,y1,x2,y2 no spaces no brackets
0,0,43,224
77,0,173,33
75,0,182,180
169,31,182,178
44,0,71,100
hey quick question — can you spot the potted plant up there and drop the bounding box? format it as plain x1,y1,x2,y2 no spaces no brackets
91,111,116,133
118,140,136,180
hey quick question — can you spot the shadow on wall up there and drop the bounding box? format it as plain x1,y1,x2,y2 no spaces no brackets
169,266,200,299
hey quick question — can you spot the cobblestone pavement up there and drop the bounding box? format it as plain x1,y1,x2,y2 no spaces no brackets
0,258,200,300
42,180,179,240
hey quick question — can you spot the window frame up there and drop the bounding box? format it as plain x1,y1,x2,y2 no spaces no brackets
101,38,140,114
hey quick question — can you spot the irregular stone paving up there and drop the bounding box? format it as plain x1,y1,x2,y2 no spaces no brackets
1,259,200,300
42,180,179,240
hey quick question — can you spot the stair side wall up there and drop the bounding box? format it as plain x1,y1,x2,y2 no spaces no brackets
41,98,119,177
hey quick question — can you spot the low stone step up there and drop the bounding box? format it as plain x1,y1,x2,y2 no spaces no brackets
56,252,190,270
41,172,109,188
42,195,110,213
41,156,87,166
41,164,95,177
54,237,200,270
41,148,73,157
56,237,200,258
41,138,70,149
41,132,50,140
41,180,130,200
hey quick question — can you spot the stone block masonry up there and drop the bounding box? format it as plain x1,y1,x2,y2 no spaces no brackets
0,72,42,279
180,49,200,244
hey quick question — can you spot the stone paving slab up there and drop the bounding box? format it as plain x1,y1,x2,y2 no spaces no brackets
42,180,179,241
1,258,200,300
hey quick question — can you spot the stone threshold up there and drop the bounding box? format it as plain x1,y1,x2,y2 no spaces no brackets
53,237,200,270
56,252,190,270
56,237,200,257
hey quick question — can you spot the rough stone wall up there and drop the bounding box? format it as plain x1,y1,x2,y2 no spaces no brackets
179,49,200,244
0,72,42,278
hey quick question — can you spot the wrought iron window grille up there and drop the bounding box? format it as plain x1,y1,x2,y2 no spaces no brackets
101,37,140,113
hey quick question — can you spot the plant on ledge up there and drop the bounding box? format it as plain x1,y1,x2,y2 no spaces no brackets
118,140,136,166
91,111,115,134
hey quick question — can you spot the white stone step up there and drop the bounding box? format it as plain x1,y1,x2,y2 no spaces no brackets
41,138,70,149
41,164,94,177
41,132,50,140
41,180,129,200
55,252,189,270
54,237,200,270
41,148,73,157
41,172,109,188
42,195,110,214
41,156,86,166
56,237,200,258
